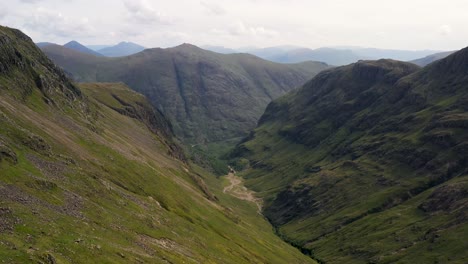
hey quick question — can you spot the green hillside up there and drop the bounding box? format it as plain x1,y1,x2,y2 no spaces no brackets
0,25,315,263
233,51,468,263
40,43,330,173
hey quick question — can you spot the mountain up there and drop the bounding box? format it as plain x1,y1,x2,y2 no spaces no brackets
411,51,456,66
40,43,330,172
63,40,104,56
213,46,444,66
232,49,468,263
0,25,314,263
350,47,440,61
86,44,112,51
35,42,57,48
201,45,238,54
263,47,365,65
97,41,145,57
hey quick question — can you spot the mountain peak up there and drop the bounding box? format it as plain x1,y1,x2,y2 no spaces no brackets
97,41,145,57
64,40,103,57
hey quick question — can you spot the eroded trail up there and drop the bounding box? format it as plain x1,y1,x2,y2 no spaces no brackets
223,172,263,213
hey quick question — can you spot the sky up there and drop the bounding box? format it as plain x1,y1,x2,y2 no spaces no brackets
1,0,467,50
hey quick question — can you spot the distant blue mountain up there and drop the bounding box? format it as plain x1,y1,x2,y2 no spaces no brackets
64,41,104,56
98,42,145,57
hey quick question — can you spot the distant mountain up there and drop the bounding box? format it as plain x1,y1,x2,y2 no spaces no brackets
41,43,330,144
35,42,57,48
201,45,238,54
410,50,456,66
86,44,112,51
233,48,468,263
351,47,440,61
97,41,145,57
263,47,366,65
40,43,330,172
64,40,104,56
212,46,446,66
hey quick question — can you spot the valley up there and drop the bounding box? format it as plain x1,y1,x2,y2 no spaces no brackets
0,3,467,261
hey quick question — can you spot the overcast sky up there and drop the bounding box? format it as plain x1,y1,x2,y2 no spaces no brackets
1,0,467,50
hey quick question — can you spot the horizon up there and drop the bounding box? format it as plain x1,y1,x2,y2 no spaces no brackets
2,0,468,51
36,39,449,53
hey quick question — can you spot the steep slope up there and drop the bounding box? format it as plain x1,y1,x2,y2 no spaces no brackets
233,51,468,263
411,51,455,66
64,40,104,57
98,41,145,57
0,25,315,263
40,43,330,166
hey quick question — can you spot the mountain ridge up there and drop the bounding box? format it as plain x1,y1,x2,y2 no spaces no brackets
64,40,104,57
233,46,468,263
40,42,330,173
97,41,145,57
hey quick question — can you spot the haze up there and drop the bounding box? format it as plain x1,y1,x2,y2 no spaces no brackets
1,0,467,50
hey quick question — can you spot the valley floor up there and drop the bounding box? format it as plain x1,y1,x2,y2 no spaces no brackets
223,172,263,214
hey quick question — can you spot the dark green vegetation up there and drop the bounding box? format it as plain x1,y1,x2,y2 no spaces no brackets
40,43,329,173
234,50,468,263
0,25,315,263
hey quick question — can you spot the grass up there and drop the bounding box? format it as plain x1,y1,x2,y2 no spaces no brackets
0,80,315,263
233,58,468,263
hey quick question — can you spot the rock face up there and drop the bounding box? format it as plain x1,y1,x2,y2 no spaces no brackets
0,27,82,104
234,48,468,263
40,43,330,147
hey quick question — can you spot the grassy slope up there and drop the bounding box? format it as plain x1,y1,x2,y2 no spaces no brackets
234,55,468,263
0,26,314,263
40,44,330,174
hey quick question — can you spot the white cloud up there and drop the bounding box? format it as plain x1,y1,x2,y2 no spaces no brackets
438,24,452,36
19,0,44,3
200,1,226,16
122,0,171,25
226,21,278,37
23,7,95,38
0,7,7,20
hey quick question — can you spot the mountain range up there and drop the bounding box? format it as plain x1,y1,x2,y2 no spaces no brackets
232,46,468,263
97,41,145,57
63,40,104,57
0,25,314,263
39,42,330,172
2,22,467,263
36,41,145,57
203,45,448,66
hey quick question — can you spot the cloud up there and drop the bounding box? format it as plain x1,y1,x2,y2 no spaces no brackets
226,21,278,37
122,0,171,24
0,6,7,20
19,0,44,3
23,7,95,38
200,1,226,16
437,24,452,36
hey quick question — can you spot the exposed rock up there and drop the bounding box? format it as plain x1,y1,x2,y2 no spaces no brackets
419,183,468,213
